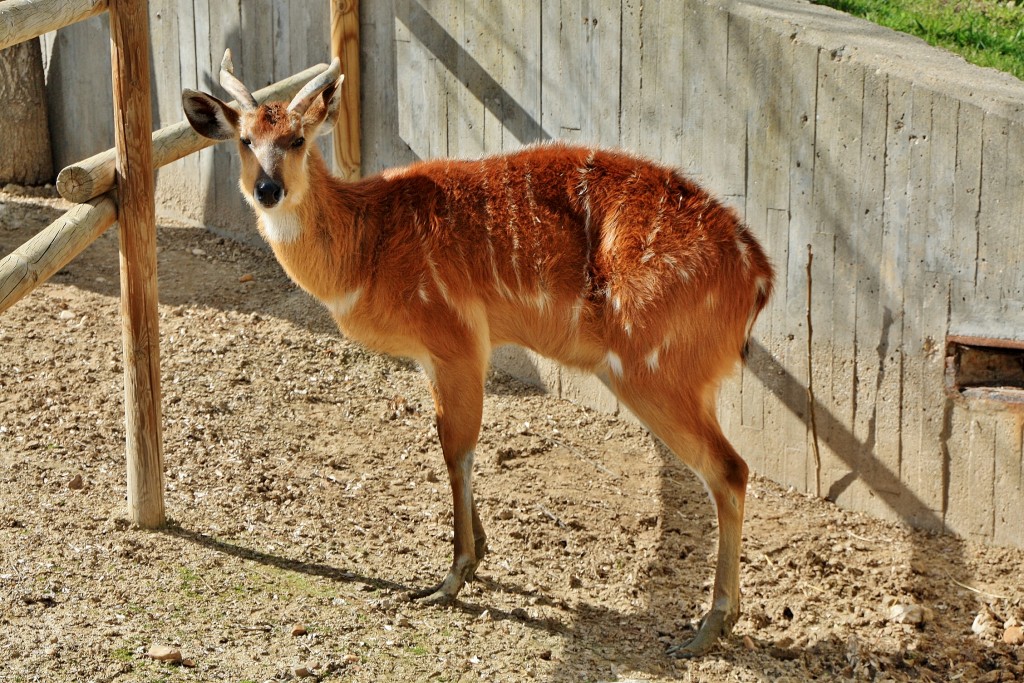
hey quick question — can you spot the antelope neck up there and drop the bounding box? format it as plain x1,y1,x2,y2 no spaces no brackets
260,156,372,305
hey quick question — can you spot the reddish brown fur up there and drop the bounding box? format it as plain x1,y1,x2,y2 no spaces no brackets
263,144,771,376
183,69,774,656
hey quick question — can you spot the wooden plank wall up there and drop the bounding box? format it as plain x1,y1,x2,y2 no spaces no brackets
37,0,1024,547
39,14,112,172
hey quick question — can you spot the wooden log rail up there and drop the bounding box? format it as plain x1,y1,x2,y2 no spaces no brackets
0,0,107,51
0,195,117,314
330,0,361,180
57,64,328,204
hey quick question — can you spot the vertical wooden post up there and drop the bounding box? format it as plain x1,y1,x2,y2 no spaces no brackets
109,0,165,528
330,0,361,180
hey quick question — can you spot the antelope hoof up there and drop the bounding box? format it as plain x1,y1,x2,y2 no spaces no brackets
667,608,737,658
410,556,483,605
411,584,456,606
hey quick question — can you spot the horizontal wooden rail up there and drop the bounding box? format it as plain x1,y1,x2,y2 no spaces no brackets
0,0,107,51
0,193,117,315
56,63,329,204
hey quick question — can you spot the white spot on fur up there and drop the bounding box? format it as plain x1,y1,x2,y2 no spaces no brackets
529,288,552,312
705,292,716,309
260,210,302,244
697,471,719,518
662,254,692,283
419,356,437,384
755,275,770,297
569,297,585,329
416,273,430,303
425,253,453,308
643,191,667,255
577,160,593,255
645,348,659,371
483,238,514,301
606,351,624,378
744,275,771,340
327,288,363,318
736,230,750,267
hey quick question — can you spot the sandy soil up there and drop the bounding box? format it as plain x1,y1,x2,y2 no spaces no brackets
1,186,1022,682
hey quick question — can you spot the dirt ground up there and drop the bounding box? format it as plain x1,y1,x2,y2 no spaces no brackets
1,186,1022,682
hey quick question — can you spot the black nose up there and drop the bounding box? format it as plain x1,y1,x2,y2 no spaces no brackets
254,179,283,207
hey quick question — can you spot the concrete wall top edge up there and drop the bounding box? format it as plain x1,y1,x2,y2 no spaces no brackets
723,0,1024,121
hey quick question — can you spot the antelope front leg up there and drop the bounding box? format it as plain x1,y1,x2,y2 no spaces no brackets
412,355,487,605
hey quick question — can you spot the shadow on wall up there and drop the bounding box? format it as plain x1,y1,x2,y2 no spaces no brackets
394,0,549,147
745,339,949,530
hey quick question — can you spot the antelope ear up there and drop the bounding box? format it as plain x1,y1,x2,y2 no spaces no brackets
182,89,239,141
302,74,345,138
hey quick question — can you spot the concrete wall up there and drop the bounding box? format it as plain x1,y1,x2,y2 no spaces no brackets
362,0,1024,547
39,1,1024,547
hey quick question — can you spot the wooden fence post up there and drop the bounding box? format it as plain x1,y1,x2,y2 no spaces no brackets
109,0,164,528
330,0,361,180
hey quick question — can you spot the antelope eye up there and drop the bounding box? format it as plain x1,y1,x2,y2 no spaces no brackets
292,137,305,149
240,137,252,146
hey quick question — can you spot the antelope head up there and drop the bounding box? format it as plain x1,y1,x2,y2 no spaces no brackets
182,50,343,214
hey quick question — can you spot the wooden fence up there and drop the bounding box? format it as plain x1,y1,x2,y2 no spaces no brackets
1,0,360,528
1,0,164,527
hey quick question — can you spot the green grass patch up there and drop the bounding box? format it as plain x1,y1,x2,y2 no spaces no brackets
177,567,203,598
111,646,135,663
812,0,1024,80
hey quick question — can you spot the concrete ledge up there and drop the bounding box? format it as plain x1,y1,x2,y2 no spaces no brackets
733,0,1024,121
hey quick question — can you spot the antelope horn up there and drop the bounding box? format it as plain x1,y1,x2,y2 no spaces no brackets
287,58,342,115
219,49,257,111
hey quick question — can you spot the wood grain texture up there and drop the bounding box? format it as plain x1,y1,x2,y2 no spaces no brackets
0,0,106,50
0,38,53,184
109,0,164,529
330,0,360,179
781,39,819,493
849,68,891,520
0,195,116,314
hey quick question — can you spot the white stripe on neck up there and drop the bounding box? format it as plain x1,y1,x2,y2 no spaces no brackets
261,209,302,244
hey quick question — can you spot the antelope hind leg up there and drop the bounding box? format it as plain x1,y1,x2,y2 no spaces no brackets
615,387,747,657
